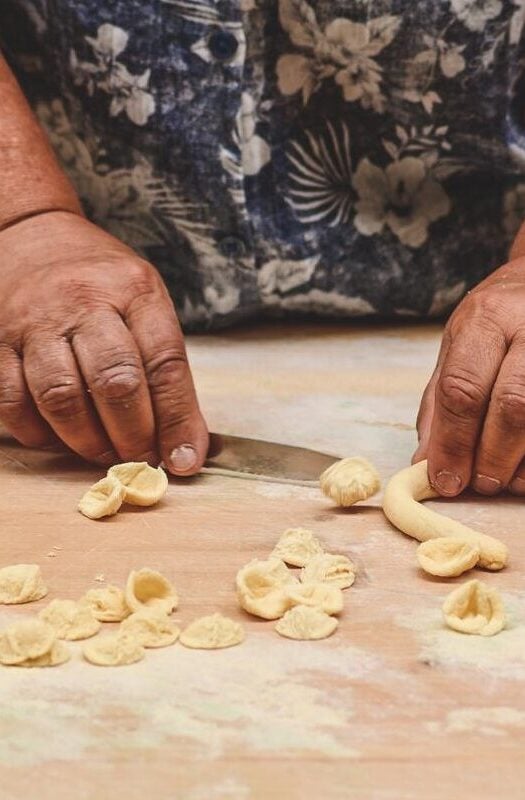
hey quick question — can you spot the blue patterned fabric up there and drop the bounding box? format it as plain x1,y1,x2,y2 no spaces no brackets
2,0,525,329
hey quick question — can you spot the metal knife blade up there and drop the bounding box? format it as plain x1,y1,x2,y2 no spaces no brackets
202,433,340,484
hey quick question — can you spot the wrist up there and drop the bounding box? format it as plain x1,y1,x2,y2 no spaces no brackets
0,166,83,232
0,53,83,230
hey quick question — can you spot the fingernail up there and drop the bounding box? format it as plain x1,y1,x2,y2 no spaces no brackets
433,470,462,496
169,444,197,474
474,474,502,495
509,477,525,495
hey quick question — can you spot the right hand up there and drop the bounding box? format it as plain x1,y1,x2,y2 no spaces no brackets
0,211,209,474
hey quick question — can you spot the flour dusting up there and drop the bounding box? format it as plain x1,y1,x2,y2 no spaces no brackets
396,593,525,679
0,633,372,766
427,707,525,737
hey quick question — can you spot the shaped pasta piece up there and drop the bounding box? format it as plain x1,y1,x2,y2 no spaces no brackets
0,619,56,665
442,579,505,637
0,564,48,605
180,613,244,649
83,633,145,666
275,606,338,640
285,582,344,615
39,599,101,640
271,528,323,567
320,457,380,507
417,537,480,578
125,569,178,615
236,558,298,620
301,554,356,589
383,461,508,571
82,585,131,622
18,641,70,668
78,476,125,520
108,462,168,506
120,609,180,648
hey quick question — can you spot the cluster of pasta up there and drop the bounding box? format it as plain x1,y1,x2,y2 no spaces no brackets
236,528,357,640
382,460,508,637
78,462,169,520
0,564,244,668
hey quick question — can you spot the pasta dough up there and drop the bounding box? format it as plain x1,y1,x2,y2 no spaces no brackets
0,619,70,667
78,476,125,520
271,528,324,567
83,585,130,622
0,564,48,604
417,537,480,578
39,599,101,640
0,619,55,664
120,609,180,648
180,613,244,649
442,579,505,637
108,462,168,506
286,582,344,615
275,606,338,640
320,457,380,507
83,633,145,666
301,554,356,589
18,641,70,668
125,569,178,614
236,558,298,620
382,460,508,571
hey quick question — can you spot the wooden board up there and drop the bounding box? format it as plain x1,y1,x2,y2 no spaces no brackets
0,322,524,800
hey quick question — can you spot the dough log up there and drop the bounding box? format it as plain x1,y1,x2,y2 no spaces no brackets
382,460,508,571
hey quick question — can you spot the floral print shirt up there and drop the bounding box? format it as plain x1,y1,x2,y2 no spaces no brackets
2,0,525,329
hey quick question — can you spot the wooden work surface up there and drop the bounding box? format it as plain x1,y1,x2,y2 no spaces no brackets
1,322,524,800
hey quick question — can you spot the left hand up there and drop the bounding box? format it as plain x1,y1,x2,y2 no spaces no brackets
414,255,525,497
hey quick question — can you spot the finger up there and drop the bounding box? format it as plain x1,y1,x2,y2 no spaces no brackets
509,457,525,495
413,333,451,463
23,333,117,464
71,312,158,464
412,378,436,464
0,345,58,448
473,335,525,493
126,286,209,475
427,323,506,496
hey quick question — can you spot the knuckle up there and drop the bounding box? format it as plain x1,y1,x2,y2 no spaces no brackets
123,262,160,306
91,362,143,403
437,372,486,420
434,435,473,460
145,348,188,392
467,291,504,320
35,380,84,418
0,385,26,410
495,389,525,429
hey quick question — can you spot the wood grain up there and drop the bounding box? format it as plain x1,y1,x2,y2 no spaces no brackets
0,322,523,800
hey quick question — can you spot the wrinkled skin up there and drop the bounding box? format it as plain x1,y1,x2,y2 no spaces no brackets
0,211,209,474
415,255,525,497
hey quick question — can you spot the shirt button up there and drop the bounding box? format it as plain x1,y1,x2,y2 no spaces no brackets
207,29,239,62
218,235,246,259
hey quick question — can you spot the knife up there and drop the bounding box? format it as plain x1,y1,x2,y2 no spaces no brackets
201,433,340,486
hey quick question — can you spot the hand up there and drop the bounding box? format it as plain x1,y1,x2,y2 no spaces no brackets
415,255,525,496
0,211,209,474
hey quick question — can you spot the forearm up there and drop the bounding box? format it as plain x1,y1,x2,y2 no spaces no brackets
0,52,82,230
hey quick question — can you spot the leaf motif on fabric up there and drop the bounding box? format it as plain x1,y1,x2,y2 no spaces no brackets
286,122,355,226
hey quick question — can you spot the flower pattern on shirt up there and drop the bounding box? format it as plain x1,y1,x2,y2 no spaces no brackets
2,0,525,329
450,0,503,33
70,24,155,126
276,1,400,111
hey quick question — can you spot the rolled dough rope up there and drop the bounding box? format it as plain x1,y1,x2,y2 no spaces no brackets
382,460,508,571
